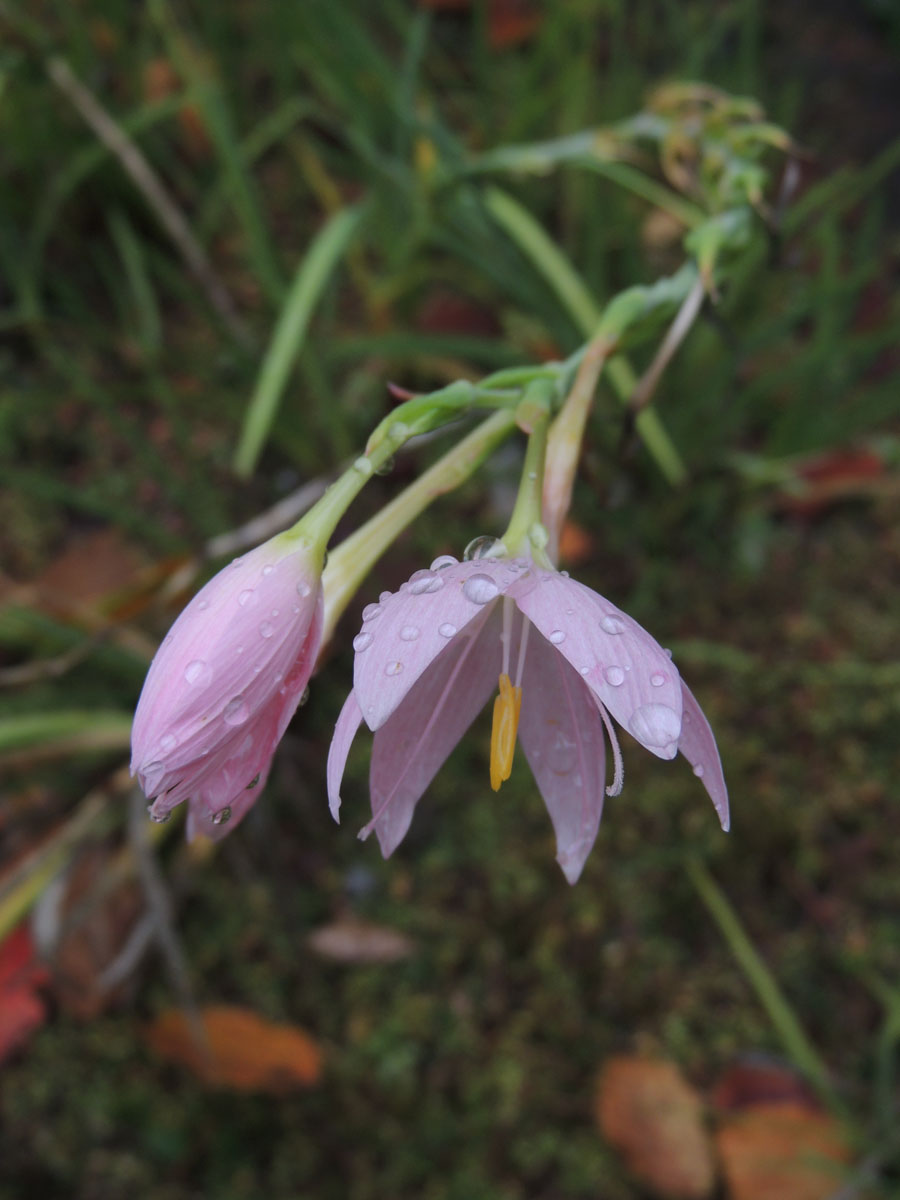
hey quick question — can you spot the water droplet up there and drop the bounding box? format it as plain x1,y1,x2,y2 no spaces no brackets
353,456,373,477
399,625,420,641
566,608,574,616
604,666,625,687
298,684,311,707
559,570,569,578
297,581,312,598
223,695,249,725
362,603,381,621
463,573,499,605
238,589,257,608
650,672,666,687
159,734,177,753
438,622,457,638
353,631,373,652
259,621,275,638
375,455,395,476
430,554,458,571
262,564,275,576
185,659,212,686
580,666,590,676
292,604,300,614
197,598,209,611
212,807,232,826
409,571,444,595
253,664,263,674
385,661,403,677
236,645,244,655
464,535,504,561
665,647,673,659
238,735,254,757
246,773,261,789
148,805,171,824
546,722,578,776
549,630,566,645
629,704,681,752
600,615,626,635
231,558,244,569
693,764,705,778
379,590,392,603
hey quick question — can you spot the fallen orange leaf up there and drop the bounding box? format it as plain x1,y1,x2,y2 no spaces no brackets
716,1102,852,1200
595,1056,716,1199
146,1005,322,1092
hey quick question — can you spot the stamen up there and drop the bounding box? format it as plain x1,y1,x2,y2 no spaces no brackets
597,701,624,796
490,672,522,791
501,595,514,677
514,617,531,688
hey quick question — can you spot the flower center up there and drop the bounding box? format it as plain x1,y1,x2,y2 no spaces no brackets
490,672,522,791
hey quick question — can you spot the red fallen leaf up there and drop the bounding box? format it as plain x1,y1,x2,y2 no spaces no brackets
307,916,415,964
557,520,596,568
712,1057,820,1114
146,1005,323,1092
0,924,49,1064
595,1056,717,1199
778,447,886,518
716,1102,852,1200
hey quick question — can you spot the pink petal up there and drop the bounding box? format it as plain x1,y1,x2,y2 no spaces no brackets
517,622,607,884
362,604,501,856
678,680,730,831
327,691,364,821
508,572,682,760
352,557,526,731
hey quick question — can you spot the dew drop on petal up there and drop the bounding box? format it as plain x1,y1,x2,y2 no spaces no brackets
362,603,381,621
212,807,232,826
604,666,625,687
185,659,212,686
650,672,666,687
549,630,566,645
197,599,209,611
259,621,275,638
223,696,250,726
353,632,374,652
271,608,279,617
463,573,499,605
379,591,392,603
430,554,458,571
297,581,312,598
409,571,444,595
385,661,403,677
399,625,420,641
600,615,626,635
438,623,457,638
629,703,681,751
159,734,177,754
246,773,261,790
262,564,274,576
665,647,673,659
354,456,373,477
148,805,171,824
464,535,503,561
693,764,705,778
298,685,311,707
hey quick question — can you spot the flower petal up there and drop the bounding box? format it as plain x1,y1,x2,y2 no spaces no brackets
678,680,730,831
508,572,682,759
362,604,502,857
327,691,364,821
352,558,525,731
517,624,607,884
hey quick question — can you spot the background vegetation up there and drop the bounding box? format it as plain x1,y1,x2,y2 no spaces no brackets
1,1,899,1197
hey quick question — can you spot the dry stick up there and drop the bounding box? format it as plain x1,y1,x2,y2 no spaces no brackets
46,57,252,349
627,275,706,416
542,333,614,563
128,788,211,1059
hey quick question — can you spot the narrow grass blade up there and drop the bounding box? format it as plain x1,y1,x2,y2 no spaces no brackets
233,203,365,478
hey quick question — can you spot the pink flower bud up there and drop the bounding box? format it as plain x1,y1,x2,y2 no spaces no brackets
131,534,323,839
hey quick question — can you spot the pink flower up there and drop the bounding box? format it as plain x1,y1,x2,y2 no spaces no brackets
131,534,323,839
327,554,728,883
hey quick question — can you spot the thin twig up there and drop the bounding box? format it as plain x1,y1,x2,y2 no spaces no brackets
46,56,252,348
128,788,210,1057
627,275,706,415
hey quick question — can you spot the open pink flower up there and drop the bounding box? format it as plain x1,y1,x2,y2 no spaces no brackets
131,534,323,839
327,553,728,883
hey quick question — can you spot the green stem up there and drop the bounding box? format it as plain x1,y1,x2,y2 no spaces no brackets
685,858,850,1123
319,409,516,644
501,397,552,562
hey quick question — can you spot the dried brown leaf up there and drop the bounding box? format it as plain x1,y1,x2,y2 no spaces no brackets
595,1056,716,1200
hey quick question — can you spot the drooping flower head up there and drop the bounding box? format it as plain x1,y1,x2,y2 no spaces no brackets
328,549,728,883
131,532,323,839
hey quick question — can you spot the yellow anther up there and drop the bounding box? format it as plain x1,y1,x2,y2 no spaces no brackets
490,672,523,791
